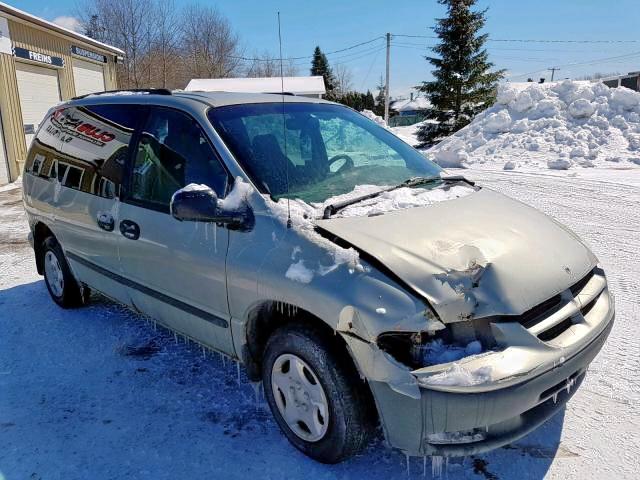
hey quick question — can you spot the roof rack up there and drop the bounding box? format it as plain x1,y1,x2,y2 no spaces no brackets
72,88,173,100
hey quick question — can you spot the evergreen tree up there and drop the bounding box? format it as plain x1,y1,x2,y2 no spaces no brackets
417,0,504,145
364,90,375,111
310,46,336,98
373,75,386,117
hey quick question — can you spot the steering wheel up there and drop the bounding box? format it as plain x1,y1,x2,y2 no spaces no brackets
328,154,355,174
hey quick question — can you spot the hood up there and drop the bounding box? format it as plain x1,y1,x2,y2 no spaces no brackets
317,188,597,322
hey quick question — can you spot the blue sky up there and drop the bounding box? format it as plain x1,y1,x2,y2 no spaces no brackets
9,0,640,97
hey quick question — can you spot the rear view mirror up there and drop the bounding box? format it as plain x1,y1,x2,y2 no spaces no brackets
170,184,253,230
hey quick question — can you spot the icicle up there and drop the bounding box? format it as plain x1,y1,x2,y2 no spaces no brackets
213,224,217,253
236,361,241,385
405,454,410,477
174,332,178,344
205,223,208,241
153,321,157,331
566,377,575,394
423,456,427,477
552,392,558,404
445,457,449,478
222,355,226,367
432,456,443,478
202,346,206,358
250,381,262,405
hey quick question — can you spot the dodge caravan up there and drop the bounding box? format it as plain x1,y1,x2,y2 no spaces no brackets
22,90,614,463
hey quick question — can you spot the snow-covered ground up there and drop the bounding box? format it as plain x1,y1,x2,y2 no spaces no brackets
1,163,638,479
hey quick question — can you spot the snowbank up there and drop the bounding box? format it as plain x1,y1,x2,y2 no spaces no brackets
360,109,387,128
396,81,640,170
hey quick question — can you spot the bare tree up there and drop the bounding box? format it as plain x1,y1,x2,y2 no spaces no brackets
180,4,243,82
245,52,299,78
334,64,353,97
79,0,156,89
150,0,181,88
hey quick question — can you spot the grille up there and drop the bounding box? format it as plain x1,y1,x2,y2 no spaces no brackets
504,268,602,342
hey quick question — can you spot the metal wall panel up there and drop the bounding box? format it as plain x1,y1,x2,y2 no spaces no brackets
0,15,119,183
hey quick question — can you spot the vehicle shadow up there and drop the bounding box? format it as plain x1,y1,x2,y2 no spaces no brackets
0,280,565,480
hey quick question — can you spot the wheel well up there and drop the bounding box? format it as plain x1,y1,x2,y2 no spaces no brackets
242,301,378,421
33,222,55,275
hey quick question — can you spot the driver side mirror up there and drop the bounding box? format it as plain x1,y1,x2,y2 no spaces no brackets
170,185,253,231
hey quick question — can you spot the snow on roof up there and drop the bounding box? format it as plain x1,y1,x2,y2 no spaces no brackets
391,96,431,112
0,2,124,55
185,76,326,95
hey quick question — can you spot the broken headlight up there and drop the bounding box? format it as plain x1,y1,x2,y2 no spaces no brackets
377,319,497,369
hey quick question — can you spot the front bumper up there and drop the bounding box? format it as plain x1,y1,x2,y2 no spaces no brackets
366,282,615,456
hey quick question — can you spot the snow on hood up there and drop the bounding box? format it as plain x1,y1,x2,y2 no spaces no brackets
266,182,475,283
417,80,640,170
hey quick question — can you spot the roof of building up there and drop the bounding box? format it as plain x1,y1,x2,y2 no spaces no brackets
185,76,327,95
0,2,124,55
391,96,431,112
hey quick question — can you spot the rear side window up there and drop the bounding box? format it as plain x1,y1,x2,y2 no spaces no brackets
54,104,144,198
129,107,228,210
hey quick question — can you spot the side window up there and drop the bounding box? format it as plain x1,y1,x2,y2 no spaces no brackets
130,107,228,208
55,104,143,198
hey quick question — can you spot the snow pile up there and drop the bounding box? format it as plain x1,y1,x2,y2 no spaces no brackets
420,80,640,170
361,109,388,128
219,177,253,210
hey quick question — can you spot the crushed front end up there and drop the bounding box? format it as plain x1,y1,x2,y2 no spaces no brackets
346,267,614,456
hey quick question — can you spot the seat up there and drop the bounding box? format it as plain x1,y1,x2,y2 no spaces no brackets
251,134,292,195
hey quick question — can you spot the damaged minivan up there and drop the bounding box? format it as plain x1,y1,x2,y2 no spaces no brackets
23,90,614,463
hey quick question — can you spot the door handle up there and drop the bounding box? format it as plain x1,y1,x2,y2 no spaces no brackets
97,213,115,232
119,219,140,240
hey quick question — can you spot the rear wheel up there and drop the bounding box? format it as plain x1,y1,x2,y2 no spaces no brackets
42,237,87,308
262,323,375,463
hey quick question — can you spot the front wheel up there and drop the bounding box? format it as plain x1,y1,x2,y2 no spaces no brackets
262,323,375,463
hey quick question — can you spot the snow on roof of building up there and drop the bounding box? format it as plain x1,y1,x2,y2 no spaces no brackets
391,96,431,112
185,76,326,95
0,2,124,55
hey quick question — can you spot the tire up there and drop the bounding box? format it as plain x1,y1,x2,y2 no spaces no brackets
262,322,375,463
42,237,87,308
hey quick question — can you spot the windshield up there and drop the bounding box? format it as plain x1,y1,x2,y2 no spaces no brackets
208,103,442,203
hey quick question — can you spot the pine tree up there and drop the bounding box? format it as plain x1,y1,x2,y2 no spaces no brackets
373,75,386,117
417,0,504,145
364,90,375,111
310,46,336,98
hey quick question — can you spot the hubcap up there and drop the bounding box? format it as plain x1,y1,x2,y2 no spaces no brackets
44,251,64,298
271,353,329,442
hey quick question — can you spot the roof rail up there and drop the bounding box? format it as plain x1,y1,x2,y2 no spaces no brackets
72,88,173,100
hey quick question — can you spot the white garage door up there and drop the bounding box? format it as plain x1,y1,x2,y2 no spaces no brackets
15,62,61,148
73,58,105,97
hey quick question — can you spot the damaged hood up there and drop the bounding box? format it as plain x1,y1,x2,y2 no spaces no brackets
317,188,597,322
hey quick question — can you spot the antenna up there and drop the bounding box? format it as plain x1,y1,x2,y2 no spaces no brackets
278,12,292,229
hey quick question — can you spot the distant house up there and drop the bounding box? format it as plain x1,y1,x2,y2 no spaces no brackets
599,71,640,92
391,93,431,117
388,93,431,127
185,76,326,98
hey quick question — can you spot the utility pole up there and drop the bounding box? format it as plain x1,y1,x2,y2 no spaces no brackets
548,67,560,81
384,32,391,125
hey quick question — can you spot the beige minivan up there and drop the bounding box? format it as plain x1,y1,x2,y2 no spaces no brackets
23,90,614,463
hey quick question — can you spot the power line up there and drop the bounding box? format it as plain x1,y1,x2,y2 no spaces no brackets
393,34,640,44
230,35,384,62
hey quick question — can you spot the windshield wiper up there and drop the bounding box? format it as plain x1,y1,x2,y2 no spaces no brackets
322,176,442,219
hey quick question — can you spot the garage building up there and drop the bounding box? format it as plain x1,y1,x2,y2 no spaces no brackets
0,2,122,185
